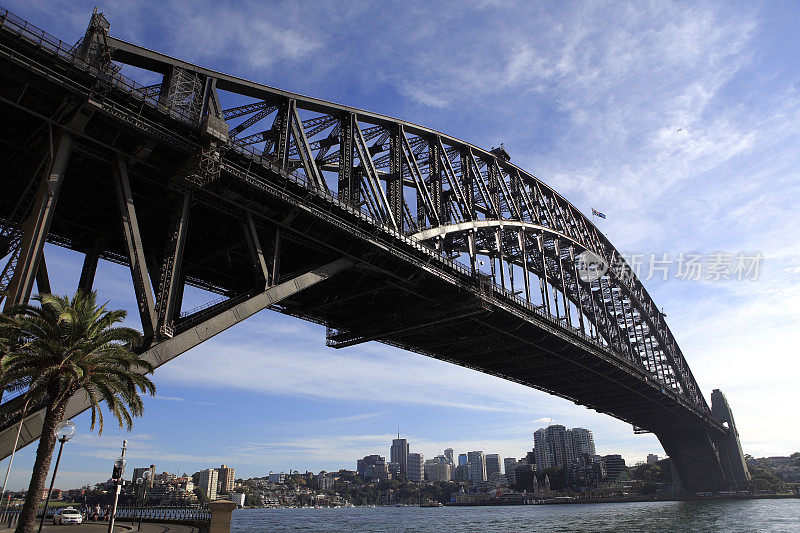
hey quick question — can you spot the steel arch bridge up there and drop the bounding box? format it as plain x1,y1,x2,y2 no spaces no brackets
0,9,748,492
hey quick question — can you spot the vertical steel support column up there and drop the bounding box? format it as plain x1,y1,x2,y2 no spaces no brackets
537,235,551,315
274,100,292,170
461,151,474,220
495,230,505,291
244,213,270,288
78,243,100,293
3,132,73,312
519,231,531,304
338,113,357,208
35,256,51,296
467,231,477,275
428,139,443,223
155,192,192,335
388,125,405,230
271,227,282,286
568,247,586,335
555,240,572,328
113,156,157,341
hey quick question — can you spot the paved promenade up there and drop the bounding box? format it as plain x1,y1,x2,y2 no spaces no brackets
0,522,200,533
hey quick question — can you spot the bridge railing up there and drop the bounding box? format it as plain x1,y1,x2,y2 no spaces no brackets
115,504,210,527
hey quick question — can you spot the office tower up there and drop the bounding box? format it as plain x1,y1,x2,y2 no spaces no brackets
198,468,218,501
390,433,409,477
458,453,467,466
647,454,659,464
217,465,235,494
467,451,487,483
485,454,501,478
407,453,424,482
444,448,454,465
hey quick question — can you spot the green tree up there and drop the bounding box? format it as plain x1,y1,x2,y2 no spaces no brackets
0,291,156,533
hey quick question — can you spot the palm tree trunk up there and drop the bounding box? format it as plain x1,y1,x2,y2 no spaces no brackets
14,400,67,533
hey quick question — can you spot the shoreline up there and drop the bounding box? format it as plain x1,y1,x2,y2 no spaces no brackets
446,493,800,507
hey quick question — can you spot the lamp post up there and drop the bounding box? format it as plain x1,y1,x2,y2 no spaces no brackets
107,440,127,533
38,420,76,533
132,478,142,526
138,470,151,531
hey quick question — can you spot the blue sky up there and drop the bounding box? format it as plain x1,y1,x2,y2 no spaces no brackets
2,0,799,490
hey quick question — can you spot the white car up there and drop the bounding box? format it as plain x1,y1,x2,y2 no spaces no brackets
53,508,83,525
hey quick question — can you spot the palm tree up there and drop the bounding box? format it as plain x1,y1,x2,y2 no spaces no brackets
0,290,156,533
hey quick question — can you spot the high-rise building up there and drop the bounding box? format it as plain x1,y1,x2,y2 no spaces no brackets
545,425,573,469
485,454,501,478
444,448,454,465
504,458,518,486
570,428,596,457
217,465,235,494
198,469,218,501
458,453,468,466
467,451,487,484
407,453,424,482
390,434,409,477
533,429,548,471
647,454,659,464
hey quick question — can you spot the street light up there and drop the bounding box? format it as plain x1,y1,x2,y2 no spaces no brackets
133,478,143,528
107,440,127,533
38,420,76,533
138,470,151,531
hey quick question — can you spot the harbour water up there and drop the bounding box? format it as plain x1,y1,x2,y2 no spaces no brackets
230,498,800,532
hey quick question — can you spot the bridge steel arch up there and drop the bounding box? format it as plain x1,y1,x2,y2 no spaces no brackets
0,9,749,491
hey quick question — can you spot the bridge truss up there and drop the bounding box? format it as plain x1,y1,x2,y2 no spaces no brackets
0,8,748,491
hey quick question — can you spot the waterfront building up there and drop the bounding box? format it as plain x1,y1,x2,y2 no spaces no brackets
602,454,626,481
486,454,501,478
356,455,386,479
217,464,235,494
647,453,659,464
390,434,409,477
407,453,424,482
467,451,487,484
230,492,245,507
570,428,596,457
444,448,454,465
546,424,574,469
198,469,218,501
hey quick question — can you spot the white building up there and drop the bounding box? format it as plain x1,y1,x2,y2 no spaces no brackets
197,469,218,501
407,453,424,482
230,492,246,507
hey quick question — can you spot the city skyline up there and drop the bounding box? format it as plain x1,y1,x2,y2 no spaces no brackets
0,0,798,492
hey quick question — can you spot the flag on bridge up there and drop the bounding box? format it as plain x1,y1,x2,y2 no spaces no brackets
592,208,606,219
